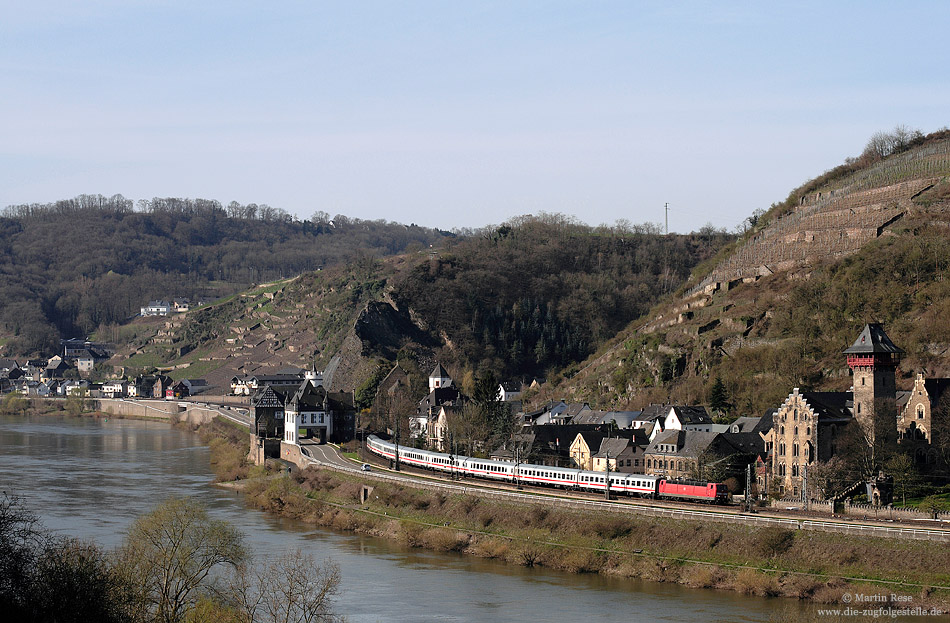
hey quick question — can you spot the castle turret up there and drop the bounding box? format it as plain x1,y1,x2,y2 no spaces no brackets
844,323,902,456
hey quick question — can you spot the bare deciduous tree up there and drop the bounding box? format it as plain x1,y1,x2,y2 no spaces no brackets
226,551,341,623
116,498,248,623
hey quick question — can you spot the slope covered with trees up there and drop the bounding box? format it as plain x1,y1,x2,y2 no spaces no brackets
390,214,732,381
0,194,447,355
120,213,732,396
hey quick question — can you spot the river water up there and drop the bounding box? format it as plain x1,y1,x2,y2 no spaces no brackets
0,413,811,622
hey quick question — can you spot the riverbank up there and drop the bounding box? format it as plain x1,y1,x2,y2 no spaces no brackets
183,418,950,612
230,465,949,611
25,407,947,614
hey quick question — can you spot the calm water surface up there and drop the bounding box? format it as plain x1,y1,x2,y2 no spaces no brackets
0,413,812,622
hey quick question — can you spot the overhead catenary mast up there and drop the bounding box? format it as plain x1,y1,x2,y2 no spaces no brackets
665,202,670,235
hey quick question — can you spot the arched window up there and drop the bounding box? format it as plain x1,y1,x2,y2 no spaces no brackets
917,405,925,420
794,426,798,436
780,425,785,435
857,403,862,414
792,464,799,477
793,443,799,457
779,442,786,456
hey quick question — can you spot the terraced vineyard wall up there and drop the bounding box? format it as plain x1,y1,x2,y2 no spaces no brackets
688,140,950,298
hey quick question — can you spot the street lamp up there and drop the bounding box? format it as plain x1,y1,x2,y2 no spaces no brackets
448,432,455,481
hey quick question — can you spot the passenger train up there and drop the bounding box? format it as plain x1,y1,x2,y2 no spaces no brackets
365,435,728,503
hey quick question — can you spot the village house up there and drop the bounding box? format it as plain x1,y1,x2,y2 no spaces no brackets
427,404,460,451
21,380,52,397
570,430,607,470
42,356,72,381
529,401,591,426
231,375,252,396
569,428,650,472
251,385,288,438
492,424,603,466
0,359,21,380
592,433,649,474
642,429,758,482
128,374,173,399
497,381,523,402
283,381,334,444
75,350,97,375
645,430,717,479
637,404,715,441
252,376,356,444
140,300,171,317
101,380,128,398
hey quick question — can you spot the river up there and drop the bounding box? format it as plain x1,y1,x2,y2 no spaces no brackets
0,413,812,622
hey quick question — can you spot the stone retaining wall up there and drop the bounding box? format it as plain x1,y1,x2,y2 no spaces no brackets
92,398,217,426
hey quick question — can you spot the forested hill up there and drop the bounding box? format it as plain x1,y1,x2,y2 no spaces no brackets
388,216,733,381
0,194,447,355
114,214,733,394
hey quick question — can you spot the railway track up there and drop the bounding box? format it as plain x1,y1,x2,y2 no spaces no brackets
300,443,950,543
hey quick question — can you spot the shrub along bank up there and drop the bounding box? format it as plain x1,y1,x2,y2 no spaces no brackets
230,464,948,609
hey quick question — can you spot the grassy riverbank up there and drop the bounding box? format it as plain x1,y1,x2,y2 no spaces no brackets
71,410,950,615
232,467,949,609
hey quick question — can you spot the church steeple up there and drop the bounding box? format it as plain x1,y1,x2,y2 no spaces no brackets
429,363,452,392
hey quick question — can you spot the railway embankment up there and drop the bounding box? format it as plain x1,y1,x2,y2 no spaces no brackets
233,465,950,611
188,427,950,611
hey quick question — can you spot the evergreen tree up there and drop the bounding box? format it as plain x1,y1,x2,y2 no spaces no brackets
709,375,730,414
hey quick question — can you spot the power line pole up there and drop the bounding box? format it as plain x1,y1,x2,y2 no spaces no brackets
664,202,670,235
745,463,752,512
802,464,808,511
394,417,400,472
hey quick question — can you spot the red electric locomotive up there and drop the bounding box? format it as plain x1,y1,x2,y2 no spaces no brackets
657,479,728,504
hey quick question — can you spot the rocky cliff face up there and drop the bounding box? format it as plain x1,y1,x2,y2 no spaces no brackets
353,301,436,359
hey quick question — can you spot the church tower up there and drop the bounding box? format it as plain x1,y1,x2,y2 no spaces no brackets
429,363,452,392
844,323,902,454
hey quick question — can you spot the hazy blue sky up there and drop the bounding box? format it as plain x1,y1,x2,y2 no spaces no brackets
2,1,948,232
